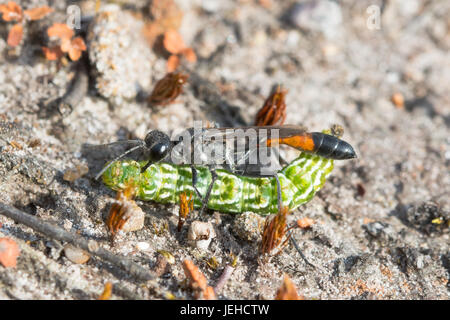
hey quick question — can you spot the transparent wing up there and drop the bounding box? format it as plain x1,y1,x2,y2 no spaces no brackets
206,125,307,166
170,125,307,175
82,140,144,161
81,139,146,180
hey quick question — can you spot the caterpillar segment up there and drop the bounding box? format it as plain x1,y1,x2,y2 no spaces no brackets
102,152,334,216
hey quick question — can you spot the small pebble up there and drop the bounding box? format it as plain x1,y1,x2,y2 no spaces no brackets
154,254,169,277
232,212,265,242
201,0,222,13
391,92,405,109
64,244,90,264
87,240,99,252
363,221,396,243
63,219,73,231
121,201,145,232
297,217,315,229
136,241,150,251
0,237,20,268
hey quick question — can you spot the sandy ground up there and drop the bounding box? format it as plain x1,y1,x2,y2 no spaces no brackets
0,0,448,299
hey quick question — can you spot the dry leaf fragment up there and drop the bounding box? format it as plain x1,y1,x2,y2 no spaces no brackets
183,260,216,299
23,6,53,20
163,29,185,54
45,23,86,61
150,0,183,31
143,0,183,45
61,36,87,61
258,0,273,9
275,275,304,300
183,259,207,291
161,28,196,71
0,237,20,268
107,190,134,236
7,22,23,47
0,2,23,22
42,46,64,60
391,92,405,109
203,286,217,300
1,3,53,48
181,47,197,63
167,54,180,72
296,217,315,229
27,138,41,148
98,282,113,300
356,183,366,197
47,23,74,40
142,22,163,46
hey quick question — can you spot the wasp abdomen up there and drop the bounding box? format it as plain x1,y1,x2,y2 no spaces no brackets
311,132,357,160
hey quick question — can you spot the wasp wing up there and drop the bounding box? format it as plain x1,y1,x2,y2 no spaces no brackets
172,125,307,175
82,140,145,160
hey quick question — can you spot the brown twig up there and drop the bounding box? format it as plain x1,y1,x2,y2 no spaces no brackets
57,60,89,116
0,202,155,283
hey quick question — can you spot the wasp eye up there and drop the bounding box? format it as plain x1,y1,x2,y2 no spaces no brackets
150,142,169,161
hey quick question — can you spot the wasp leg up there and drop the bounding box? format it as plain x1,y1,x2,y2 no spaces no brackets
191,165,204,200
272,148,288,166
288,231,316,268
191,165,218,216
141,161,151,173
198,168,218,216
274,174,282,213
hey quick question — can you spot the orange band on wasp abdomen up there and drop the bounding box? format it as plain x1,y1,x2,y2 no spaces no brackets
266,134,316,152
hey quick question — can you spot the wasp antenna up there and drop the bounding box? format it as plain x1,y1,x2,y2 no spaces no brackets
330,124,344,138
95,144,144,180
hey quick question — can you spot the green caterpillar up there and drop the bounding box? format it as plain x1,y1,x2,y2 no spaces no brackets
101,152,334,215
